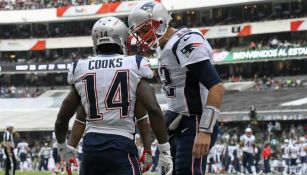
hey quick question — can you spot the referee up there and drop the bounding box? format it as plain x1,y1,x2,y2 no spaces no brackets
3,123,17,175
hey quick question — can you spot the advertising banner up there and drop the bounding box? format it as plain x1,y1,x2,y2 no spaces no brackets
0,40,45,51
213,46,307,64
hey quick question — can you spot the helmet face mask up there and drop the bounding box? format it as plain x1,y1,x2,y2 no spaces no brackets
128,0,172,53
130,19,161,53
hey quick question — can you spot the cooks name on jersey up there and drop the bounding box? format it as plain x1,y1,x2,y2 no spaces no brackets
88,58,123,70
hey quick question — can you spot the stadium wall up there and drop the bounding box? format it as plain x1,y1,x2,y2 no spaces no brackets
0,0,269,24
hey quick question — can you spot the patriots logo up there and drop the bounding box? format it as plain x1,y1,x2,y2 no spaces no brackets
140,2,155,11
180,43,202,58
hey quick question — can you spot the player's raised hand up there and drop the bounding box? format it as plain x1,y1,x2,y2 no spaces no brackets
157,143,173,175
139,150,153,173
192,132,211,158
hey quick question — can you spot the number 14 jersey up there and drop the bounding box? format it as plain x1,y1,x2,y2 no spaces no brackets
67,54,153,140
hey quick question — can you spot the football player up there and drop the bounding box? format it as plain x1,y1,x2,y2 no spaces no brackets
240,128,257,175
55,16,173,175
289,140,299,174
16,138,29,171
298,137,307,175
282,139,290,175
128,1,225,174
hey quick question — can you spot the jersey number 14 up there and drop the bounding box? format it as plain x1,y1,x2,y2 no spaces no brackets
82,70,130,120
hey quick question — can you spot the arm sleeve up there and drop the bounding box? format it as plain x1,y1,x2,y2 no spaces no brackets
186,60,222,90
67,60,79,85
174,31,213,68
135,55,154,79
240,136,244,141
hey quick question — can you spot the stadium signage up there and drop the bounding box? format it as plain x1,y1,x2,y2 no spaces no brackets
233,47,307,60
0,63,71,74
0,59,158,74
213,46,307,64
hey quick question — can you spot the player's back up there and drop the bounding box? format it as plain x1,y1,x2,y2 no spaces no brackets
68,54,152,140
228,145,237,157
17,142,28,153
282,144,290,159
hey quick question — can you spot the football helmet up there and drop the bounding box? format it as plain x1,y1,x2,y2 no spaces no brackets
128,0,171,52
245,127,252,137
92,17,128,55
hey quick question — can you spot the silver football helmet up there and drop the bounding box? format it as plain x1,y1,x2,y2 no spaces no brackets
128,0,171,52
92,17,129,55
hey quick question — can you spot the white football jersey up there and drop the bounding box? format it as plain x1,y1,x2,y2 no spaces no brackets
68,54,153,140
214,144,224,162
52,132,57,148
208,145,217,161
17,142,28,154
298,143,307,157
240,135,255,154
227,145,237,159
289,144,299,159
215,144,224,156
281,144,290,159
158,28,213,115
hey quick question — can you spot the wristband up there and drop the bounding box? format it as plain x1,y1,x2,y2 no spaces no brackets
158,142,170,153
75,119,86,125
137,115,148,122
199,106,219,133
57,141,67,150
143,149,152,154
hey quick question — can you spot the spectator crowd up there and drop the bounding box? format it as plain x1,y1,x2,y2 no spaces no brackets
0,0,124,10
1,122,306,174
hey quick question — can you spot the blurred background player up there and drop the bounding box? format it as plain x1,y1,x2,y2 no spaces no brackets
240,127,257,175
52,131,63,174
228,140,241,174
289,140,299,174
298,137,307,175
128,1,225,174
3,123,17,175
215,140,224,171
38,142,51,171
282,139,290,175
55,16,173,175
16,138,29,171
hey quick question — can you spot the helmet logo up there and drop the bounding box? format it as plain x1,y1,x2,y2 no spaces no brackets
140,2,155,11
